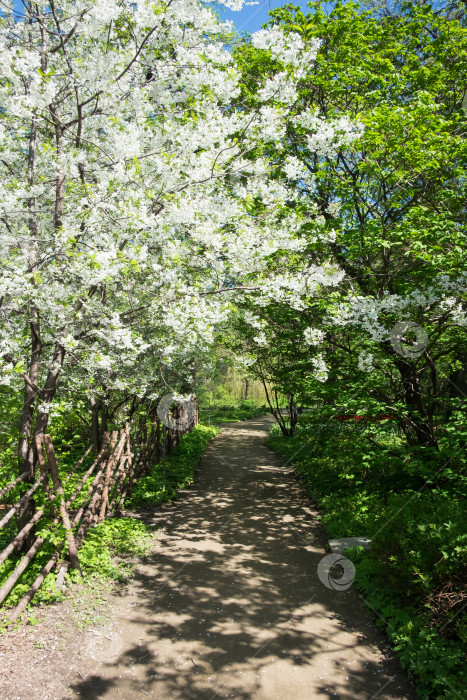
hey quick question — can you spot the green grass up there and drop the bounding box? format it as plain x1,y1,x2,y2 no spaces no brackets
268,416,467,700
126,423,219,507
199,403,269,424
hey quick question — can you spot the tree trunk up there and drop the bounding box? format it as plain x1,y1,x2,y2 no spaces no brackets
17,21,46,540
260,376,289,436
155,417,161,463
449,353,467,401
18,308,41,480
100,401,109,443
287,394,298,437
17,308,42,549
90,396,102,451
394,357,438,449
33,342,66,440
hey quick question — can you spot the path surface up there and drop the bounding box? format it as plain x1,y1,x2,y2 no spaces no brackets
1,416,416,699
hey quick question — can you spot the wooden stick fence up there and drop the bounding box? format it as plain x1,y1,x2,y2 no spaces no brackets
0,406,197,624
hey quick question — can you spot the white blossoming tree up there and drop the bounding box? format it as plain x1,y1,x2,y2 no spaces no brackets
0,0,359,484
0,0,236,481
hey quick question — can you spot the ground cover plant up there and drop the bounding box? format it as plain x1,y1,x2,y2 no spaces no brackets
127,425,219,507
268,412,467,699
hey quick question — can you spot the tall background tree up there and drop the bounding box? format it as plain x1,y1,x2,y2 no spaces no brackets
233,0,467,450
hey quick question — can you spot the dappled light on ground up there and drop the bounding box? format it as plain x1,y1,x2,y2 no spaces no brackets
68,416,414,699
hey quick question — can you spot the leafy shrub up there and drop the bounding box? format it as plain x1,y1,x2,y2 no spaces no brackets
269,415,467,699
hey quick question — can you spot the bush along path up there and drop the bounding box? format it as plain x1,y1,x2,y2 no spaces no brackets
268,415,467,700
1,415,414,699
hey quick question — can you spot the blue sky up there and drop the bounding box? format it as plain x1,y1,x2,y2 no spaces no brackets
11,0,312,35
215,0,311,36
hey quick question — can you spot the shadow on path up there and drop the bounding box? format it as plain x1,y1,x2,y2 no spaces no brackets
69,416,415,700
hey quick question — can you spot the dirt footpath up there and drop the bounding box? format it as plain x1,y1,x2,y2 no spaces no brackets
0,416,416,699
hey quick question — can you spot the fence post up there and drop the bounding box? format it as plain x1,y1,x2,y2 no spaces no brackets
99,430,119,522
43,435,82,577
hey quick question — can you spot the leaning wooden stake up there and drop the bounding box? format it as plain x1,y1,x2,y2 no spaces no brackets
117,437,143,511
0,507,49,567
8,551,60,623
0,472,28,502
99,431,119,522
0,476,45,531
43,435,82,577
65,440,109,509
0,535,47,606
107,428,132,509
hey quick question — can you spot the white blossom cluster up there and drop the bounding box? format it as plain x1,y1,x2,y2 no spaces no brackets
292,112,365,158
253,332,268,346
304,328,325,345
235,354,257,368
0,2,365,412
358,351,374,373
244,312,264,330
326,202,341,217
332,273,467,341
311,354,328,382
251,29,321,71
